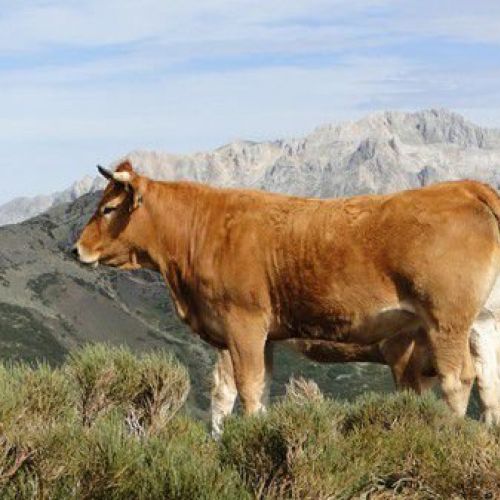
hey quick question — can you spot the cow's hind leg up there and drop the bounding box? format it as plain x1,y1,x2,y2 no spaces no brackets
378,328,437,394
470,314,500,425
211,349,238,438
429,323,475,417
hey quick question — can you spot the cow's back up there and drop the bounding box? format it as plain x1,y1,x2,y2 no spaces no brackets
256,181,500,341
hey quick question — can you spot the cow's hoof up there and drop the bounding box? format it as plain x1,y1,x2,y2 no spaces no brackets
480,407,500,426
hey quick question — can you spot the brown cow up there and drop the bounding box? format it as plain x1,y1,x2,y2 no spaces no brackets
74,161,500,433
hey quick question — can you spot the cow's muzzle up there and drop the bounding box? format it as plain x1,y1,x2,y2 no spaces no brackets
71,243,99,267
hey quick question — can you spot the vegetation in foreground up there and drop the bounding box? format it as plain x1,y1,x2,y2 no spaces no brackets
0,345,498,499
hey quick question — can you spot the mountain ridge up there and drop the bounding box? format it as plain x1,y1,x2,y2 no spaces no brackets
2,108,500,226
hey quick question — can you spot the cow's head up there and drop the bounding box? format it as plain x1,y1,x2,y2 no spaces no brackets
73,161,153,270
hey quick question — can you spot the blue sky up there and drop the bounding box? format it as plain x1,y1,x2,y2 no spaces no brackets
1,0,500,203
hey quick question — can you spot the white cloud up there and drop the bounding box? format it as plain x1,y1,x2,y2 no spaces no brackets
0,56,410,146
1,0,499,57
0,1,388,52
1,0,500,203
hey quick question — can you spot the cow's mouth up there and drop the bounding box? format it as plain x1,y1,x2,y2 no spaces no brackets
78,257,99,268
72,244,100,267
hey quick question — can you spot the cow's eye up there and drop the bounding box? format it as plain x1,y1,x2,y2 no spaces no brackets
102,206,116,215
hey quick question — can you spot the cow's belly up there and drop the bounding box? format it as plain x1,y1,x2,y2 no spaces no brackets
284,303,423,345
347,306,422,344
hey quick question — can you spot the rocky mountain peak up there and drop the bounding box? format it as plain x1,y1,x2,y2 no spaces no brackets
1,108,500,226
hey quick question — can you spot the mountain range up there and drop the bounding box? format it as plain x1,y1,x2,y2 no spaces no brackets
2,108,500,226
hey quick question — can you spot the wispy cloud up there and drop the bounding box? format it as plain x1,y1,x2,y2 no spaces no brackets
1,0,499,202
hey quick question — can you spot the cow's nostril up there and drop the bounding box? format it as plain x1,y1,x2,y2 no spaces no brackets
71,246,79,258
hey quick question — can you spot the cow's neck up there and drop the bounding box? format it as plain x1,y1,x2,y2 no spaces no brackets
140,180,209,319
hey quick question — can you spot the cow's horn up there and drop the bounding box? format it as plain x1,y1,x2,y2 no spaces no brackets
97,165,113,180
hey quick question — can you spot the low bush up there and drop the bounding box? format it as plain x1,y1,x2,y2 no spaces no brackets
0,345,498,499
66,345,190,433
221,385,500,499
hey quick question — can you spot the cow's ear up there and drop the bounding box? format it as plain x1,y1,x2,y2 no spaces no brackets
111,170,143,212
97,164,135,185
97,163,143,211
112,170,135,184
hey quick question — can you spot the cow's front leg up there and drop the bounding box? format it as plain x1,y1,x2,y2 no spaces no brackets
211,349,238,438
211,342,274,437
226,312,272,416
261,342,274,409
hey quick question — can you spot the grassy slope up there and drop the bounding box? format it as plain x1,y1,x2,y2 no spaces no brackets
0,345,498,499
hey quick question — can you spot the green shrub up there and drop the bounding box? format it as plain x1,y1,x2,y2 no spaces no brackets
0,362,77,432
0,345,204,498
0,347,498,499
66,344,143,426
0,362,81,498
66,344,190,432
220,385,500,499
131,350,190,435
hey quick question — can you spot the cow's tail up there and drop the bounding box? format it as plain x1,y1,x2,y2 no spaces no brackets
474,182,500,234
283,339,385,364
